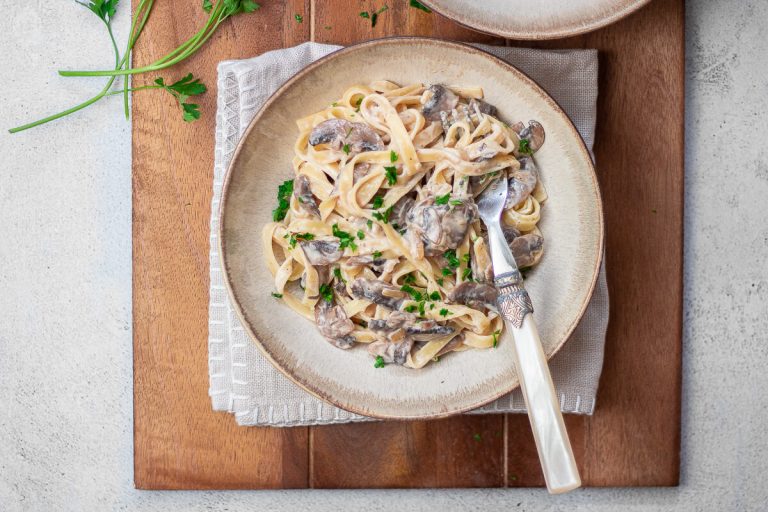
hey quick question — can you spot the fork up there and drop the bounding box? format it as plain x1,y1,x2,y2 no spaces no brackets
477,176,581,494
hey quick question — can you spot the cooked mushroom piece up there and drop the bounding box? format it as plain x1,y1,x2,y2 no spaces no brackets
344,255,390,273
422,85,459,122
390,195,414,229
294,174,320,217
510,233,544,268
369,311,455,342
308,119,384,155
350,278,407,310
435,334,464,358
368,336,414,365
469,98,497,118
406,198,477,256
449,281,498,310
519,120,545,152
300,238,342,265
352,163,371,184
314,298,356,349
505,156,539,209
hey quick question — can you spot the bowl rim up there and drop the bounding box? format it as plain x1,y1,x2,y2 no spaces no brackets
418,0,652,40
219,37,605,420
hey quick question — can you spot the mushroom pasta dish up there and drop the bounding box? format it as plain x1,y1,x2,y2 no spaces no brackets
263,82,547,369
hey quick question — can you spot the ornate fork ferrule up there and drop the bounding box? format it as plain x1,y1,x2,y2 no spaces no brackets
495,270,534,329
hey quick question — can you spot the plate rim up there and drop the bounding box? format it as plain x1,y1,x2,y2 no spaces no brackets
419,0,652,40
219,37,605,420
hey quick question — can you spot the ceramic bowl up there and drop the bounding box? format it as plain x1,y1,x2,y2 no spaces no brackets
220,38,603,419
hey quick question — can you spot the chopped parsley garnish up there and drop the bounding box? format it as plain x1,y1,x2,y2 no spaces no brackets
435,193,450,205
272,179,294,221
360,5,388,27
518,138,533,156
332,223,358,251
410,0,432,13
319,283,333,303
400,285,423,301
355,97,363,112
288,232,314,248
439,308,452,317
404,304,417,313
417,301,426,317
429,291,441,301
342,143,351,155
436,277,444,286
430,303,435,310
390,150,398,163
444,249,460,269
271,292,283,298
462,267,473,280
449,199,463,206
462,253,471,263
441,267,453,276
333,267,346,283
374,355,386,368
324,25,332,30
367,219,374,229
373,250,382,259
492,330,501,348
331,101,338,107
473,433,482,442
372,205,393,223
294,13,303,22
403,274,416,285
372,195,384,209
384,166,398,185
357,230,365,240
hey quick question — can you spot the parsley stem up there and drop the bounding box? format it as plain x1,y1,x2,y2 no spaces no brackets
104,85,162,95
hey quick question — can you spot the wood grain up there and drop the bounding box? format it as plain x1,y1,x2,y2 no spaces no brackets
133,0,683,489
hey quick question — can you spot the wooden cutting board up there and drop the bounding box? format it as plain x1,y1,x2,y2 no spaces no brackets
133,0,683,489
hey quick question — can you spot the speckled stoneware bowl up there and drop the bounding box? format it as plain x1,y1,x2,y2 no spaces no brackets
420,0,651,40
220,38,603,420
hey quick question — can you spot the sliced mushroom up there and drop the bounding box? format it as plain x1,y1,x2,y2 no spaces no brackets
510,233,544,268
369,311,455,342
368,336,414,365
469,98,497,118
466,140,506,161
390,195,414,229
505,156,539,209
293,174,320,217
314,298,356,349
470,237,494,284
308,119,384,155
344,255,392,274
406,198,477,256
449,281,498,310
300,238,342,266
350,278,407,310
519,120,545,152
422,85,459,122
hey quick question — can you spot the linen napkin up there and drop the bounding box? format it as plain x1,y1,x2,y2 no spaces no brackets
208,42,608,427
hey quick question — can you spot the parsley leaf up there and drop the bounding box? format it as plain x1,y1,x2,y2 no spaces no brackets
78,0,120,23
444,249,460,269
400,285,423,301
435,193,450,205
367,220,374,229
202,0,213,12
403,274,416,285
449,199,463,206
372,196,384,209
374,355,386,368
384,166,398,185
342,144,351,155
319,283,334,303
272,179,294,221
357,230,365,240
372,205,394,223
441,267,453,276
154,73,208,122
409,0,432,13
271,292,283,298
294,13,303,22
439,308,452,317
355,97,363,112
518,138,533,156
429,291,441,301
373,250,382,259
333,267,346,283
332,224,358,251
360,5,388,27
436,277,444,286
462,267,473,280
288,232,314,249
390,150,398,162
404,304,417,313
492,330,501,348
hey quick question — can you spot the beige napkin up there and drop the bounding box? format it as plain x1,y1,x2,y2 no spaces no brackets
208,42,608,427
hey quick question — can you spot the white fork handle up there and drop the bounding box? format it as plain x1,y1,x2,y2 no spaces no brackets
505,311,581,493
487,220,580,493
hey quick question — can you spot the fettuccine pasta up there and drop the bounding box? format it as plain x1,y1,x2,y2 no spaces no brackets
263,82,547,369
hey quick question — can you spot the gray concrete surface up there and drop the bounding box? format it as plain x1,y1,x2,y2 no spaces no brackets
1,0,766,510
